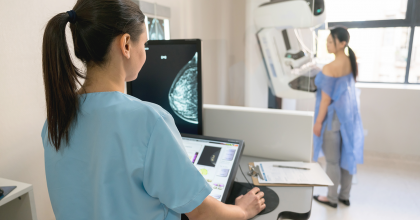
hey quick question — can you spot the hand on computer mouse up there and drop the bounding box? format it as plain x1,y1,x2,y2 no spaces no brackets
235,187,266,219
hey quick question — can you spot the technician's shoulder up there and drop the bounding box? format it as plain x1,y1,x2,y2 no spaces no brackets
119,93,172,121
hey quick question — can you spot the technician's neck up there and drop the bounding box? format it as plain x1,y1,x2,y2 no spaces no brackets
79,65,126,94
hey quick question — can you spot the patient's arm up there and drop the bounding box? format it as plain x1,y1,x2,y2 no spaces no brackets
314,91,331,137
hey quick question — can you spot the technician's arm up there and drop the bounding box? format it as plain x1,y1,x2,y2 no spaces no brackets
314,91,331,137
186,187,266,220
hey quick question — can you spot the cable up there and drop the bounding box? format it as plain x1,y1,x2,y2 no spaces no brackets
239,164,255,189
294,29,317,55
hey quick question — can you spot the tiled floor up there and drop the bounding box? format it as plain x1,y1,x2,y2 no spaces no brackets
309,155,420,219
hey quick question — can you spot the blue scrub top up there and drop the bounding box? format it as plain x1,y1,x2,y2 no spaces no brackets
41,91,212,220
313,72,364,175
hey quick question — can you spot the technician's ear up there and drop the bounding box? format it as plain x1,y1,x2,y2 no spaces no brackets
120,33,132,59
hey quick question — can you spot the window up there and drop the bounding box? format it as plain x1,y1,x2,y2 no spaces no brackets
320,0,420,84
409,27,420,83
348,27,409,83
326,0,408,22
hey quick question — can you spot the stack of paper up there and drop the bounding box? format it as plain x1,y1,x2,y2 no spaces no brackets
254,161,333,186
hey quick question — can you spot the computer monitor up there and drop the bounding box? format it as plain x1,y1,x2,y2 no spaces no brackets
181,134,244,203
127,39,203,135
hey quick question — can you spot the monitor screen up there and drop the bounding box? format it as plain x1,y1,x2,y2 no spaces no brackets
127,40,202,135
181,134,244,202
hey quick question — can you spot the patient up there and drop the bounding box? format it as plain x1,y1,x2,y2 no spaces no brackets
312,27,364,208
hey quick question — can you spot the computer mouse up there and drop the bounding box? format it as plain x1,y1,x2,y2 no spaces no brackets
226,182,279,215
0,188,4,196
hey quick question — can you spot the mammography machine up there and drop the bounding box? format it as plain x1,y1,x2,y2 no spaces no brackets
255,0,326,99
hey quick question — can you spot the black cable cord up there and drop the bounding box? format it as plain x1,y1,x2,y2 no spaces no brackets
239,164,255,189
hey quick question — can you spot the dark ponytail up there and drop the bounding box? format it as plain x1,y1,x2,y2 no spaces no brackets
42,13,83,151
330,26,358,80
347,46,358,80
42,0,145,151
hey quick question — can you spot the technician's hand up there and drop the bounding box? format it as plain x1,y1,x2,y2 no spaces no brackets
313,122,322,137
235,187,266,219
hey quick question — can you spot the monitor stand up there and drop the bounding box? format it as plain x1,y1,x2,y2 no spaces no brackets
226,182,280,215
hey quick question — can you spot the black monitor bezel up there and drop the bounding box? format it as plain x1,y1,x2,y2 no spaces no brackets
180,133,245,204
127,39,203,135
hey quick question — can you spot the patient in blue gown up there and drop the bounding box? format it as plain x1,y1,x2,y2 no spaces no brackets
312,27,364,208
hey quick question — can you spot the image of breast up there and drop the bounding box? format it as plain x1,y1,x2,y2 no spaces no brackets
169,53,198,124
210,150,220,166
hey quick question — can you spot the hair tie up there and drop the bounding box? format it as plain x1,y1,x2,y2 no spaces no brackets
66,10,77,24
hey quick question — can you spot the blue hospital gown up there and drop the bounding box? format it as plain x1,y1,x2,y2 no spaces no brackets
313,72,364,175
41,91,212,220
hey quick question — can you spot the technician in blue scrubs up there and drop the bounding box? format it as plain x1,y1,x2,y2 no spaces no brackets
41,0,265,219
312,27,364,208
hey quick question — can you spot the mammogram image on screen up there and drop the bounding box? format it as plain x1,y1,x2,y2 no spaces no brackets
197,146,221,167
168,53,198,124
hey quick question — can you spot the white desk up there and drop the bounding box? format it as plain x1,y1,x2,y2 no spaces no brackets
0,178,37,220
235,156,313,220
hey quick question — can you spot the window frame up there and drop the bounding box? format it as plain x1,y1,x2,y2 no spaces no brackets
326,0,420,84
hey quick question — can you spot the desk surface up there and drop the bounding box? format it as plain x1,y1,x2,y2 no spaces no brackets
0,178,33,206
235,156,314,220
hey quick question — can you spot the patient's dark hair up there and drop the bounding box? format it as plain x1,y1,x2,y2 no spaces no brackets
330,26,358,80
42,0,145,151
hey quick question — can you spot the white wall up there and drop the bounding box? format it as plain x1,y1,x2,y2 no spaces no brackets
357,85,420,158
0,1,77,220
244,0,269,108
0,0,245,219
181,0,246,106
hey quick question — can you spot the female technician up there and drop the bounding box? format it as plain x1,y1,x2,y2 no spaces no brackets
312,27,364,208
41,0,265,219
